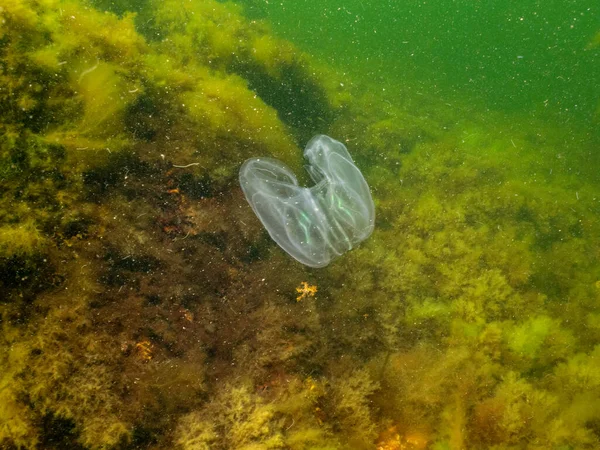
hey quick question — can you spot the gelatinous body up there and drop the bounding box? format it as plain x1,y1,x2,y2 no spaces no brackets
240,135,375,267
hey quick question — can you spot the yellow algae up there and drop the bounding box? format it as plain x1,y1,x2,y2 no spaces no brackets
295,281,317,301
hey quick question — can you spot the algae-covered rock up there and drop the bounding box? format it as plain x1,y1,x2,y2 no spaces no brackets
0,220,47,259
174,412,217,450
0,220,53,300
143,0,340,140
0,0,345,446
2,0,342,191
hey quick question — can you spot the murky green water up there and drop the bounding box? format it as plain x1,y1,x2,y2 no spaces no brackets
247,0,599,121
0,0,599,448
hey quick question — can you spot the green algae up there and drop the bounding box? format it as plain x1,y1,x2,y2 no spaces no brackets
0,0,599,449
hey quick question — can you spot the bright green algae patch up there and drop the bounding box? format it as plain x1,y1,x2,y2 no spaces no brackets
1,0,600,449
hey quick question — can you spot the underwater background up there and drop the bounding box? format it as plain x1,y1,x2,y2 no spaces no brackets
0,0,599,448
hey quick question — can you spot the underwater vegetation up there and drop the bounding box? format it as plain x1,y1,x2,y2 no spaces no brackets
0,0,599,449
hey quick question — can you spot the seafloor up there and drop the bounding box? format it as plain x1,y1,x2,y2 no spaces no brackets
1,1,600,449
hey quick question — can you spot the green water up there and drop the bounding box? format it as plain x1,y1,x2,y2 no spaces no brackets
245,0,599,121
0,0,599,448
93,0,600,128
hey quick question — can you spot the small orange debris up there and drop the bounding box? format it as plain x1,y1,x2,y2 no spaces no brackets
305,377,317,391
377,426,402,450
376,426,429,450
404,432,429,449
135,340,153,362
180,307,194,322
296,281,317,301
167,188,180,194
376,437,401,450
